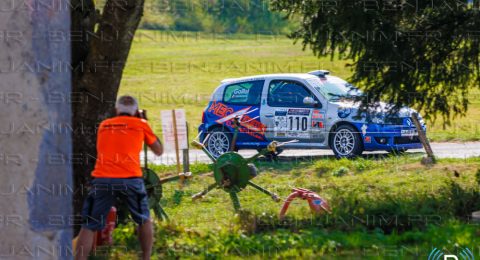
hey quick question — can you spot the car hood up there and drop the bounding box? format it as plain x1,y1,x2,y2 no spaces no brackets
329,100,418,121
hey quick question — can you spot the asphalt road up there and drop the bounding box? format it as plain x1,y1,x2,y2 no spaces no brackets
143,141,480,166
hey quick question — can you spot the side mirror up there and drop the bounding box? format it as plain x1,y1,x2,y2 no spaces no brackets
303,96,318,106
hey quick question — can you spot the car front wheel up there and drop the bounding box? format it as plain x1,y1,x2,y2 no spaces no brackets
331,125,363,158
206,127,232,158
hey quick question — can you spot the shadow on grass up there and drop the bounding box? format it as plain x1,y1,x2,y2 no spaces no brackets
258,151,424,162
254,151,424,173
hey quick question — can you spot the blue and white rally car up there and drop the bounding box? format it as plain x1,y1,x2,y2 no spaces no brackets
198,70,425,158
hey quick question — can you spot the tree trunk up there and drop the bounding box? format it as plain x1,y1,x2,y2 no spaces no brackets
71,0,145,236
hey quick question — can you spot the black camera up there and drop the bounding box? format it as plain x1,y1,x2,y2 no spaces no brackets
135,109,147,120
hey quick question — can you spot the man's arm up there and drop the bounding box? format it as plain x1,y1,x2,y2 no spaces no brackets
142,119,163,156
148,138,163,156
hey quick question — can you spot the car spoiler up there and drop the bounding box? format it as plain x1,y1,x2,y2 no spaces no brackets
308,70,330,77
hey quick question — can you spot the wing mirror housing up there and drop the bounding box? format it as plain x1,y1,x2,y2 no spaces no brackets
303,96,318,106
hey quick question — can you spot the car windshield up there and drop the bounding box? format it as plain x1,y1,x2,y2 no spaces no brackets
307,76,362,101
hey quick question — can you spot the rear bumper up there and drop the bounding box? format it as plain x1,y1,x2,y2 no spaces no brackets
198,123,208,142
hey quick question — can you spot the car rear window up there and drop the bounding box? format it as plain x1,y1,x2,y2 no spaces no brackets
223,80,264,105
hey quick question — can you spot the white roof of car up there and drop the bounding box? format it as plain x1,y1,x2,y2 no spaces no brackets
221,73,318,84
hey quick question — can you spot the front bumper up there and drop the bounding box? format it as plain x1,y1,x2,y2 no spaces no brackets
354,122,425,151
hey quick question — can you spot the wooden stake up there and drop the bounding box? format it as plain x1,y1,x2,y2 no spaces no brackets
411,113,435,164
172,109,181,174
182,122,190,174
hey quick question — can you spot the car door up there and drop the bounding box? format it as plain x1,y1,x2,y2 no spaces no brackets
261,79,326,144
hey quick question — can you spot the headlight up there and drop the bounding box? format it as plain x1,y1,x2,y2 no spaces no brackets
338,107,352,118
370,112,385,124
412,113,425,126
417,114,425,125
371,116,384,124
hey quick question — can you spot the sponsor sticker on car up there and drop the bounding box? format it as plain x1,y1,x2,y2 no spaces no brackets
311,109,325,129
401,129,418,137
287,109,310,116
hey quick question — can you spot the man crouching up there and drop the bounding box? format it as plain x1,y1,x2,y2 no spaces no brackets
75,95,163,260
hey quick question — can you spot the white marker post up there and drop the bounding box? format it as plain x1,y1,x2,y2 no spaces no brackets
161,109,189,179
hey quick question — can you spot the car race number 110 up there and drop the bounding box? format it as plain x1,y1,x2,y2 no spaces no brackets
274,109,311,138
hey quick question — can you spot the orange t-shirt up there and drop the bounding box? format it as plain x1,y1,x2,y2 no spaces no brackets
92,116,157,178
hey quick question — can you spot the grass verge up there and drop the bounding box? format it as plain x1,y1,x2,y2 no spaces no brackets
94,155,480,259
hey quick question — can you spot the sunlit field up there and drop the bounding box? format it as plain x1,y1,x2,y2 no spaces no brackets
119,30,480,142
100,156,480,259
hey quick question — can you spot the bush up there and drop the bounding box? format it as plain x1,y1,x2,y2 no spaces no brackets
313,159,338,176
332,166,350,177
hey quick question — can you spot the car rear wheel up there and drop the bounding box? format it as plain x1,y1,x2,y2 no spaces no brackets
206,127,232,158
331,125,363,158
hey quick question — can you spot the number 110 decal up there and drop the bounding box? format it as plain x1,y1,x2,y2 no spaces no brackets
288,116,308,131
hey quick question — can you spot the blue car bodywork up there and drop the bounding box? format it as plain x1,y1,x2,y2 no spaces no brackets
198,72,425,157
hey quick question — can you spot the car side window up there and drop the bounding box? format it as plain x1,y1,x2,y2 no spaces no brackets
223,80,264,105
268,80,320,108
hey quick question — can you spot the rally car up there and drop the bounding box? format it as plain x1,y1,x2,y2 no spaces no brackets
198,70,425,158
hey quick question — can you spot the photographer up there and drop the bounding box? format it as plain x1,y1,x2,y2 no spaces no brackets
76,95,163,260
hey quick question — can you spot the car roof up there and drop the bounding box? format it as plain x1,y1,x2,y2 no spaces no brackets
221,73,318,84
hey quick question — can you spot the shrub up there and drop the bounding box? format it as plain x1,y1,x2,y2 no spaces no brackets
332,166,350,177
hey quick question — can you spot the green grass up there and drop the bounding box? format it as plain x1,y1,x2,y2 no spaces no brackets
100,30,480,259
98,155,480,259
119,30,480,142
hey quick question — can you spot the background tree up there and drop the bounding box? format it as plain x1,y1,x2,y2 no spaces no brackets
71,0,145,235
138,0,293,33
206,0,291,33
272,0,480,122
